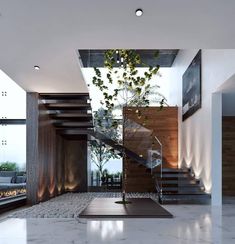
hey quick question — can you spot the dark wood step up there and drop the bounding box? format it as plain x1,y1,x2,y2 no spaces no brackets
39,93,90,100
161,168,190,173
53,121,93,128
52,118,93,123
57,128,94,135
160,171,192,176
162,184,201,189
162,188,203,194
42,99,90,104
161,179,198,185
51,113,93,121
160,196,211,205
160,192,211,204
157,177,196,182
46,103,91,110
162,191,208,196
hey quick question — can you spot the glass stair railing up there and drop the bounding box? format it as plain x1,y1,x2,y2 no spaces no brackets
89,117,163,200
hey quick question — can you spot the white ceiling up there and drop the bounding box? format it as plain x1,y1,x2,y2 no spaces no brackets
0,0,235,92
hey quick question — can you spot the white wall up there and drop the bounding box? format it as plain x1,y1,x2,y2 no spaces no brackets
211,93,222,205
166,50,235,203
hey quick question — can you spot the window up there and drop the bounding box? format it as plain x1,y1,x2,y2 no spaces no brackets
0,70,26,202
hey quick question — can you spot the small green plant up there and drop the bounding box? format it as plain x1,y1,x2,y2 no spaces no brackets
0,161,19,171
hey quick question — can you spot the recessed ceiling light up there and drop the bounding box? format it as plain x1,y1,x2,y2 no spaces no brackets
34,65,40,70
135,9,143,17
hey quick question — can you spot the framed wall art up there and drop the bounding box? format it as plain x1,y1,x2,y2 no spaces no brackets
182,50,201,121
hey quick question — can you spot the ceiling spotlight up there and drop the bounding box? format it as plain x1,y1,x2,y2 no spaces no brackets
135,9,143,17
34,65,40,70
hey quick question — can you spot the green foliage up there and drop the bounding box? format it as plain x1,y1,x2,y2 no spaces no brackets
93,108,120,140
90,108,120,176
0,161,19,171
92,49,167,112
113,171,122,178
102,170,122,181
102,169,109,177
90,140,119,176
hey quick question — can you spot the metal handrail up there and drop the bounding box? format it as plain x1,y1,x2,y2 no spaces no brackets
150,135,163,199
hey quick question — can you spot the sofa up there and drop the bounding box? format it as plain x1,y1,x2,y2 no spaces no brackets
0,171,26,198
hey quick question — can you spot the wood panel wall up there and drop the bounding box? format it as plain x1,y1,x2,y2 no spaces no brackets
124,158,155,192
222,116,235,196
123,107,178,193
64,139,88,192
27,93,88,204
27,93,65,204
124,107,178,168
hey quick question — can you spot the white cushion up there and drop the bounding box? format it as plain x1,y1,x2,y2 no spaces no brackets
0,176,12,183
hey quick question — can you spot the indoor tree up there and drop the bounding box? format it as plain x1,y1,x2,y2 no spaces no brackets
92,50,167,115
91,50,166,202
90,108,120,181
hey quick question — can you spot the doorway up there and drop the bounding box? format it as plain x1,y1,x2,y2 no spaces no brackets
222,93,235,203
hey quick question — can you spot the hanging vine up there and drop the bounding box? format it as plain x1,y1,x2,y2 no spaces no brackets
92,49,167,116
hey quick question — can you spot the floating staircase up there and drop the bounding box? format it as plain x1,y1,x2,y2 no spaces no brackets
38,93,210,204
89,130,147,165
89,130,210,204
87,129,210,204
154,168,211,204
39,93,94,139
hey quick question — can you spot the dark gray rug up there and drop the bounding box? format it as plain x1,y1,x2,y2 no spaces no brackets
79,198,173,218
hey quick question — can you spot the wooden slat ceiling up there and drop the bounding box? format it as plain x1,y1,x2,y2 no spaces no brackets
78,49,179,68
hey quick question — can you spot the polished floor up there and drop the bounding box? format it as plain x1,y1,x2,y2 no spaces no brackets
1,204,235,244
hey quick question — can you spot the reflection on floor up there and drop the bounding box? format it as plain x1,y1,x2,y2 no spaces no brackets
0,204,235,243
